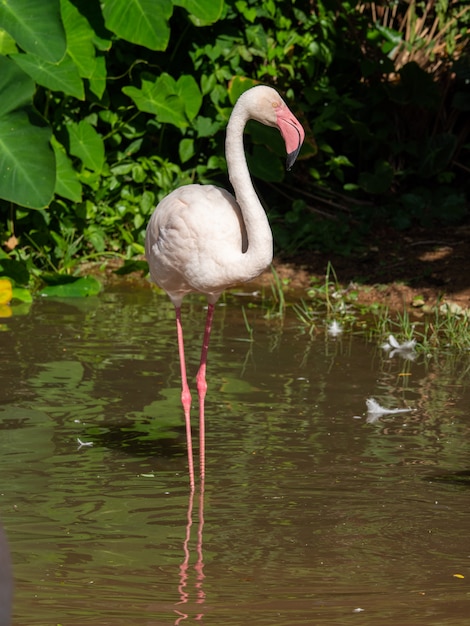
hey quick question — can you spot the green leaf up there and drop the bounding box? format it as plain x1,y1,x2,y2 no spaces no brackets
123,73,188,127
0,56,35,117
0,259,29,285
0,0,66,62
12,52,84,99
51,136,82,202
234,0,257,22
179,138,195,163
39,276,102,298
60,0,97,79
193,115,221,138
228,76,258,105
11,286,33,303
113,260,149,275
88,54,107,99
0,110,55,208
174,0,225,25
41,273,77,286
67,121,105,172
0,28,17,55
85,225,106,252
176,74,202,120
102,0,173,51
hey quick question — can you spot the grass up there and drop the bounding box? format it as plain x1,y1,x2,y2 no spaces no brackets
420,304,470,351
289,263,470,353
243,265,291,321
264,265,288,319
292,262,359,336
363,298,470,353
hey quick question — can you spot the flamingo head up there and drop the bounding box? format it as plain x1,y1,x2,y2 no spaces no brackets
240,85,305,170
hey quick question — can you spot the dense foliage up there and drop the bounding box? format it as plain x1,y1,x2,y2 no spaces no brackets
0,0,469,287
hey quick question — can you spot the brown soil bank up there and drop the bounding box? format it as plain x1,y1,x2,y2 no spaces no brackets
266,222,470,312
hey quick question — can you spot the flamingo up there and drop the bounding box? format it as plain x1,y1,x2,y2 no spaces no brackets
145,85,305,489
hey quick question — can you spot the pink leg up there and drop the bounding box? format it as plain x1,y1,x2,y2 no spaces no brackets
175,306,195,491
195,303,215,482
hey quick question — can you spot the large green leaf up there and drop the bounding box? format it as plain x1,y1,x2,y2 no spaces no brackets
0,56,35,117
12,52,84,99
0,110,55,208
101,0,173,51
67,120,105,172
0,0,66,62
39,276,102,298
61,0,97,79
174,0,225,25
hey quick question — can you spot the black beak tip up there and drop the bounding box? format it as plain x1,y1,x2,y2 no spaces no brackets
286,146,301,171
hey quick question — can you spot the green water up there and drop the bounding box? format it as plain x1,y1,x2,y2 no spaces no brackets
1,286,470,624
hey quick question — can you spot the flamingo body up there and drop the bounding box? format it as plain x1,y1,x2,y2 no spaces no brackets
146,183,253,307
145,85,305,489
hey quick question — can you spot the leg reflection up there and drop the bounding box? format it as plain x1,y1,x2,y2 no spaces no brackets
174,480,205,624
194,479,205,619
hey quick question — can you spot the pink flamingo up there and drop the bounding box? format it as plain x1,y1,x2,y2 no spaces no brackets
145,85,305,489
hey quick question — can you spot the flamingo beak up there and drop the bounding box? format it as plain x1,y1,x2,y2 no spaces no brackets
276,106,305,170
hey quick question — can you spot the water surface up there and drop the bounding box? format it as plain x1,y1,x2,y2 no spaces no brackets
1,287,470,624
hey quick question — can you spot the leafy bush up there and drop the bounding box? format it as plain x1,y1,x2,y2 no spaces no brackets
0,0,469,286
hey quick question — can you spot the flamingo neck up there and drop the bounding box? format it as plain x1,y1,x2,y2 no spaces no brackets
225,102,273,275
